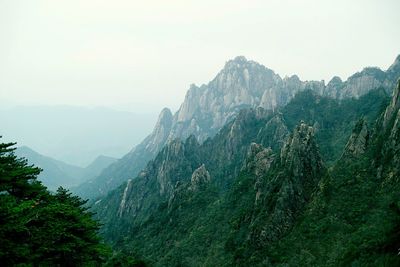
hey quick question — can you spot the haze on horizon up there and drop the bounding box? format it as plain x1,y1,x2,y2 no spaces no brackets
1,0,399,113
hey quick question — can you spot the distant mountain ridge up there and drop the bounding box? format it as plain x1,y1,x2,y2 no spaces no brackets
0,106,157,166
75,55,400,199
15,146,117,191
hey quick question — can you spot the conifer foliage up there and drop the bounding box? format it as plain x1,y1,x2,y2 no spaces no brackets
0,140,109,266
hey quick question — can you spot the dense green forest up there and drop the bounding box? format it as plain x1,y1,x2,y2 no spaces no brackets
0,141,145,266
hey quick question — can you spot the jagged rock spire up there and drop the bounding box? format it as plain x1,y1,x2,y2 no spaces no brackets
243,143,274,177
280,121,323,179
342,118,369,158
383,80,400,130
145,107,173,154
189,164,211,191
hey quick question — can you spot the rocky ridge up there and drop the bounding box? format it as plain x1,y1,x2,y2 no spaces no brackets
342,118,370,158
75,55,400,199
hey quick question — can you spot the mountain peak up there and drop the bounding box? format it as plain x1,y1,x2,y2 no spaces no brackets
383,80,400,129
328,76,343,85
243,143,274,178
387,54,400,73
280,121,323,178
158,107,173,122
342,118,369,158
145,107,173,154
223,56,263,71
189,164,211,191
233,55,248,62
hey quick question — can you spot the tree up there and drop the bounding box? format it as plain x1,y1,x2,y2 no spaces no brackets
0,140,110,266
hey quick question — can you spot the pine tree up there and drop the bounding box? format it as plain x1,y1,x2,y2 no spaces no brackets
0,139,110,266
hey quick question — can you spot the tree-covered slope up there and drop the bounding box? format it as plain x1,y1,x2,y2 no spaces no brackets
263,81,400,266
93,85,392,266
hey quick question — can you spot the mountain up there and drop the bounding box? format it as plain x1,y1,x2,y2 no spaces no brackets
15,146,117,191
91,79,393,265
0,106,157,166
84,155,118,178
75,55,400,199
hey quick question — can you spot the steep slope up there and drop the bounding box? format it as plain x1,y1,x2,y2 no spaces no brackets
15,146,116,191
15,146,85,190
83,155,118,178
264,80,400,266
94,108,276,239
95,120,325,266
76,55,400,199
92,83,390,266
73,108,173,198
282,88,389,163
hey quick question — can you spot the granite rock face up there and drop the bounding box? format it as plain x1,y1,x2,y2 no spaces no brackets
338,67,387,99
380,81,400,180
188,164,211,191
256,113,289,151
75,55,400,199
280,121,323,180
243,143,275,178
249,122,325,245
383,81,400,130
93,107,276,233
343,118,370,158
144,108,173,154
155,55,399,160
242,143,275,205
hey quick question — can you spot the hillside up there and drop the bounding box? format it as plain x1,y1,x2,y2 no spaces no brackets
92,82,396,265
15,146,116,191
75,55,400,199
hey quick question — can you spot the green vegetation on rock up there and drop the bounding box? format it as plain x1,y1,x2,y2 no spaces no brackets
92,85,398,266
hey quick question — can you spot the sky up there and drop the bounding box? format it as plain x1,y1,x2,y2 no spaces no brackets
0,0,399,113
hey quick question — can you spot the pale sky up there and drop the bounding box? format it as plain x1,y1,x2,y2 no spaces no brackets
1,0,399,113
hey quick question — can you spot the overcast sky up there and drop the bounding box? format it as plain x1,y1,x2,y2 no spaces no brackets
1,0,399,113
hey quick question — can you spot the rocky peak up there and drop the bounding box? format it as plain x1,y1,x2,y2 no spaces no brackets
78,55,400,199
145,107,173,154
383,81,400,129
211,56,280,100
339,67,386,99
328,76,343,86
386,55,400,75
243,143,274,177
189,164,211,191
242,143,275,205
154,139,188,195
280,121,323,179
249,122,325,244
256,113,289,151
228,55,248,64
158,107,173,124
355,67,386,81
342,118,369,158
324,76,344,98
380,81,400,179
176,84,205,122
284,74,301,83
